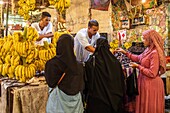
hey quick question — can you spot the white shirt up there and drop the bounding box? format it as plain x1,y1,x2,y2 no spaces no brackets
31,22,53,45
74,28,100,62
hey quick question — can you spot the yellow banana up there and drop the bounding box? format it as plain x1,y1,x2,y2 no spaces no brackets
10,66,16,75
48,49,53,59
38,50,43,60
0,64,3,74
21,66,25,78
24,66,28,79
29,64,36,77
30,63,36,70
15,65,20,80
51,48,56,56
4,64,10,75
19,66,26,82
25,41,29,51
11,55,17,66
34,49,38,59
5,54,11,64
0,58,3,64
44,50,49,60
28,66,34,78
27,66,32,78
22,42,27,57
13,55,20,66
18,65,23,79
8,66,14,78
27,50,35,60
2,64,5,76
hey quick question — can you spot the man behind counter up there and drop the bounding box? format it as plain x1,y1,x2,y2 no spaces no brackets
31,11,53,45
74,19,100,62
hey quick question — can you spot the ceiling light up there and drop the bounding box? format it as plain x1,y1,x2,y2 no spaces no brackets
0,1,4,4
142,0,146,3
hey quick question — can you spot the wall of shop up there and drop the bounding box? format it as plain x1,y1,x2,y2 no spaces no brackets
66,0,113,41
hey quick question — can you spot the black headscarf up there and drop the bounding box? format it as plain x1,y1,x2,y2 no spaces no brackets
45,34,84,95
85,37,125,112
56,34,79,74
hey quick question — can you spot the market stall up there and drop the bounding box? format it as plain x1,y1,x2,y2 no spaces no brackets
0,0,169,112
0,76,48,113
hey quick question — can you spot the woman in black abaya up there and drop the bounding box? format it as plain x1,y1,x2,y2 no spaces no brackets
85,37,125,113
45,34,84,113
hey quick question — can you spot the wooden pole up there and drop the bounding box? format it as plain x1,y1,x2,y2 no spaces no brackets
5,0,9,36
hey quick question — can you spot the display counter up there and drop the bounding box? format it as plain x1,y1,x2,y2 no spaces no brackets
0,78,49,113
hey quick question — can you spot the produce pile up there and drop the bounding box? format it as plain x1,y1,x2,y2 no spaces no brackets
48,0,71,14
0,27,62,82
18,0,36,20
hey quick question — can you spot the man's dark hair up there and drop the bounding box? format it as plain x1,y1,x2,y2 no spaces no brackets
41,12,51,19
88,19,99,28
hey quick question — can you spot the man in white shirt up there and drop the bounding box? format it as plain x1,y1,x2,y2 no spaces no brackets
74,20,100,62
31,12,53,45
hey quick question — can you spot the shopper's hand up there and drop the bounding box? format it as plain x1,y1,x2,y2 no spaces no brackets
114,48,127,54
129,62,139,68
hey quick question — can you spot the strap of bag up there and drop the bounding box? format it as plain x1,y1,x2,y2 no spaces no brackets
49,72,66,93
57,72,65,85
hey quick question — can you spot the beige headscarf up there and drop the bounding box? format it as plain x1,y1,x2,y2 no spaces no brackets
142,29,166,75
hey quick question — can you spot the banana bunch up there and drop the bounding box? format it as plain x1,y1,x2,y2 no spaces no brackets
13,31,23,42
123,42,132,49
1,64,10,76
38,42,56,61
1,64,16,78
26,48,38,63
0,40,4,57
109,39,119,50
26,27,39,41
14,41,34,57
18,0,36,20
15,64,36,82
11,53,21,67
34,59,46,71
52,31,70,46
8,65,16,78
1,52,20,78
0,40,13,57
38,49,53,61
48,0,59,5
53,0,71,14
4,53,12,64
0,38,4,45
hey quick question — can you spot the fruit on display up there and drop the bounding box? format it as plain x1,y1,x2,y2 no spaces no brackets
0,27,72,82
110,39,119,50
38,41,56,61
15,63,36,82
0,26,57,82
48,0,71,14
52,30,70,46
18,0,36,20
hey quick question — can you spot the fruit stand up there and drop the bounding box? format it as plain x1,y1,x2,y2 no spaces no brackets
0,77,48,113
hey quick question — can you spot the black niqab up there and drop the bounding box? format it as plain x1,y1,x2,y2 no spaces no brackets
85,37,125,112
56,34,78,73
